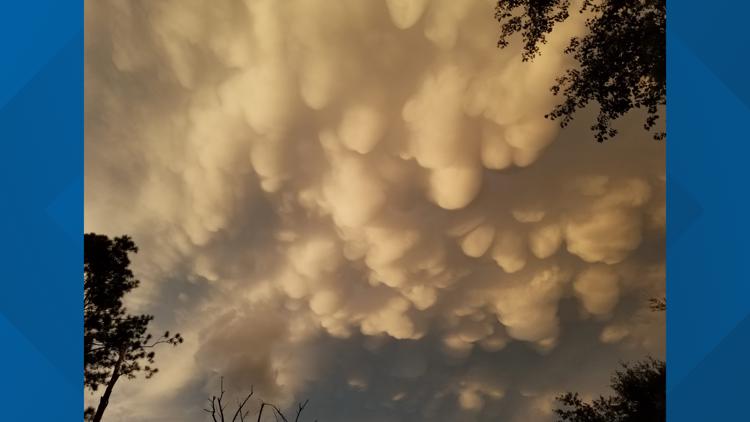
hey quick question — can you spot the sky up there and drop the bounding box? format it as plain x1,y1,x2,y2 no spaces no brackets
84,0,665,421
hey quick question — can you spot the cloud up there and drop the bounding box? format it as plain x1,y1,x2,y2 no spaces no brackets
574,265,621,316
85,0,665,420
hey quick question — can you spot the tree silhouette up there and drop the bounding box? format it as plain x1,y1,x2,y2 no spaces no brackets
203,377,314,422
649,296,666,312
554,358,665,422
495,0,665,142
84,233,183,422
554,300,665,421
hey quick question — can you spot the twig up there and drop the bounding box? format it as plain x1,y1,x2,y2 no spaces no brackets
295,400,309,422
231,386,254,422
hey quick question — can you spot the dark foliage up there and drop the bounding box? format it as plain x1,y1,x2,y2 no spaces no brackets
496,0,665,142
84,233,182,422
649,296,666,312
554,358,665,422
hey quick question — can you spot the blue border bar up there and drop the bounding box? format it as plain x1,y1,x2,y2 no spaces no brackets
0,2,83,420
668,0,750,420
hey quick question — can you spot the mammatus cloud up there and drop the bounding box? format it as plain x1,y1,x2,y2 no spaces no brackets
85,0,665,420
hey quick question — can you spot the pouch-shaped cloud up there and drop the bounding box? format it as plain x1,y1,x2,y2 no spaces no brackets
564,177,651,264
574,265,621,316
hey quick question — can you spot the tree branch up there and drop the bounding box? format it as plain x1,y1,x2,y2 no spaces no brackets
295,400,309,422
231,386,254,422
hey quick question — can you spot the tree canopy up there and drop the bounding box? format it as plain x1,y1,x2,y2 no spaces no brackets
84,233,182,422
496,0,666,142
554,358,666,422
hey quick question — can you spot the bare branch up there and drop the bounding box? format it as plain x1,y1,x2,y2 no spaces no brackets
266,403,289,422
257,403,266,422
231,386,254,422
204,396,218,422
218,377,226,422
295,400,309,422
204,378,313,422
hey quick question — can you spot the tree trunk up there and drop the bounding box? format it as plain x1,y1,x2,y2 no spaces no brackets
92,346,126,422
